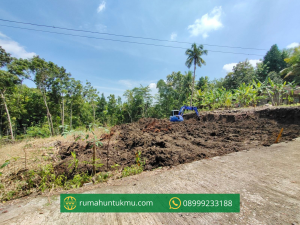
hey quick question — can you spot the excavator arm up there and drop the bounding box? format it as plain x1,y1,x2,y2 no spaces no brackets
178,106,199,117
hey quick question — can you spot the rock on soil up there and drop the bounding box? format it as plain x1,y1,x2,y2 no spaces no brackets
55,107,300,176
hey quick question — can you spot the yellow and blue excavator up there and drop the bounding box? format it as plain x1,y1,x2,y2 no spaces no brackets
170,105,199,122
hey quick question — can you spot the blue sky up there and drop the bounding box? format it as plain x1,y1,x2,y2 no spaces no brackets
0,0,299,99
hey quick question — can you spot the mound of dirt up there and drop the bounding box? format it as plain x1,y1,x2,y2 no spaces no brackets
54,142,103,178
55,107,300,176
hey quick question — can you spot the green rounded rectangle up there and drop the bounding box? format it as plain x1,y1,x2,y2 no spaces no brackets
60,194,240,213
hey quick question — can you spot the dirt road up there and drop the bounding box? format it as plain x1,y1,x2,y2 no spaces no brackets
1,138,300,225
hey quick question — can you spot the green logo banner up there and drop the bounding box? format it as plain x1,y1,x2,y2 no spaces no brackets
60,194,240,213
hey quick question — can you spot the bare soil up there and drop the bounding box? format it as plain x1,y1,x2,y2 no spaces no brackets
54,107,300,177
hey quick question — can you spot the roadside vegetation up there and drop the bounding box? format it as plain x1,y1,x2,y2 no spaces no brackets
0,125,145,202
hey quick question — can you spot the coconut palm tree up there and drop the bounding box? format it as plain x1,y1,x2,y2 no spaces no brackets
185,43,208,106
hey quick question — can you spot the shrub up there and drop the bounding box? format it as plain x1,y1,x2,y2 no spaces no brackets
122,165,143,178
26,124,51,138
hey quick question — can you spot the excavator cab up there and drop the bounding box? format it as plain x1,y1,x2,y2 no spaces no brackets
171,110,179,116
170,110,184,122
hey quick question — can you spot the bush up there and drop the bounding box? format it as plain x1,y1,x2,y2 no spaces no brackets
26,124,51,138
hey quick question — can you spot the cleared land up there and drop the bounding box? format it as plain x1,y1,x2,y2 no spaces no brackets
55,107,300,177
0,106,300,224
0,137,299,224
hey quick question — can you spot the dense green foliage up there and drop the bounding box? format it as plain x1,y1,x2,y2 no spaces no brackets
263,44,287,74
0,43,299,140
281,46,300,84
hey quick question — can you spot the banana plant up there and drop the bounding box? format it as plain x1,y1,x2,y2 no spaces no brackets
276,81,287,105
234,83,252,107
284,82,299,104
249,81,267,107
223,90,233,109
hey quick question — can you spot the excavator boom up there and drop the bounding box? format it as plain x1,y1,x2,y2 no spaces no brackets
170,105,199,122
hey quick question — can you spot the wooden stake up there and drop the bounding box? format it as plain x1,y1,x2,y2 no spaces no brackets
107,131,112,170
93,145,96,176
275,128,284,143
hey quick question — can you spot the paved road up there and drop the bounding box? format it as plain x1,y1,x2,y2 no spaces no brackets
1,138,300,225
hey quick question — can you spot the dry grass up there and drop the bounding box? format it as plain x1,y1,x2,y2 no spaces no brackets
0,127,113,202
0,127,109,177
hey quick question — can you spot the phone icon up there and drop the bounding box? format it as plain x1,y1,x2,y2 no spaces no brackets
169,197,181,209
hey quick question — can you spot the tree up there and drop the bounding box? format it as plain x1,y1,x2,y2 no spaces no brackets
53,67,70,132
0,46,16,140
65,79,81,129
181,71,193,105
281,46,300,84
0,70,19,140
185,43,208,106
123,85,152,122
263,44,287,73
83,81,99,126
223,60,256,90
123,90,134,123
255,62,269,82
96,93,107,125
157,79,176,117
196,76,209,90
267,71,283,84
107,94,117,125
27,56,54,135
0,46,11,68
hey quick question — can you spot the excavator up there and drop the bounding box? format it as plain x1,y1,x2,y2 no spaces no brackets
170,105,199,122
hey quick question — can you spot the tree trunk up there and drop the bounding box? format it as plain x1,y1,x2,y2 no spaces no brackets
0,105,3,138
190,61,196,106
70,102,72,130
46,108,52,136
92,145,96,176
60,103,62,129
62,96,64,132
0,91,14,141
41,90,54,136
93,104,95,126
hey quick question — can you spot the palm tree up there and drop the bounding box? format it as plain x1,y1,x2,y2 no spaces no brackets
185,43,208,106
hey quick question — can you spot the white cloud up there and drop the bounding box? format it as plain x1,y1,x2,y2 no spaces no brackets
202,33,208,39
149,83,156,89
0,32,36,59
223,59,261,72
223,63,237,73
187,6,223,38
0,32,8,38
97,1,106,13
286,42,299,49
170,32,177,41
248,59,261,67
